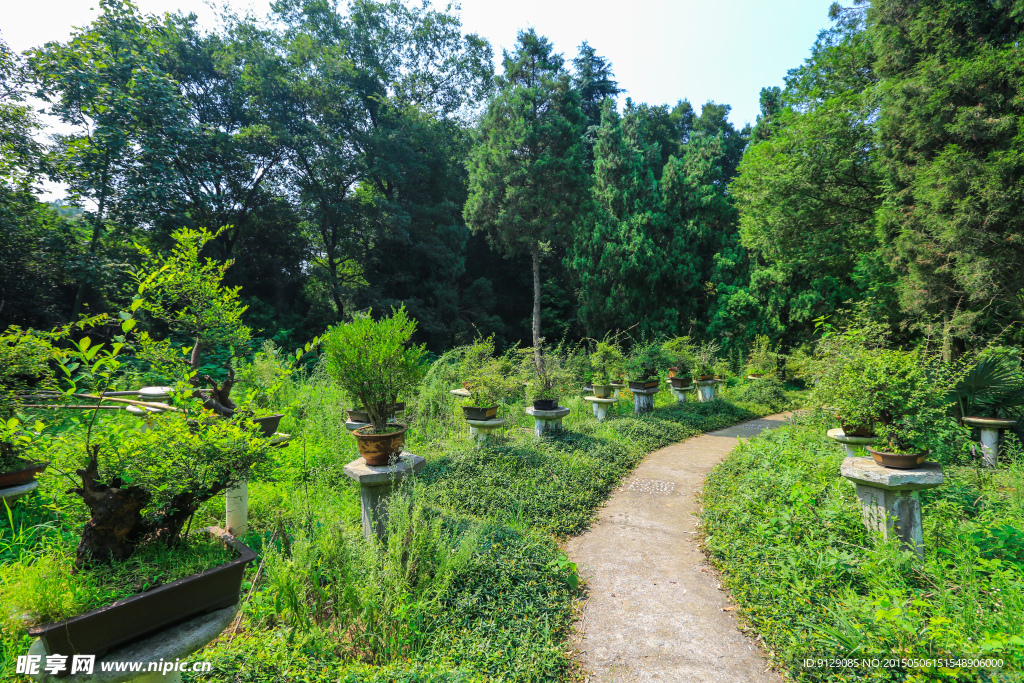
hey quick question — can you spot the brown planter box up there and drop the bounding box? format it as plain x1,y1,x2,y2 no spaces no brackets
28,527,255,660
668,377,692,389
462,405,498,421
628,380,659,390
0,461,46,488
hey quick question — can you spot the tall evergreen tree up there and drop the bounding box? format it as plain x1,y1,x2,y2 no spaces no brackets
464,29,588,367
571,41,622,129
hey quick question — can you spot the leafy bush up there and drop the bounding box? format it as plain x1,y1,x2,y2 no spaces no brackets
322,307,427,433
729,377,790,413
703,416,1024,681
624,341,672,380
744,334,778,377
661,336,694,376
458,338,519,407
589,337,625,385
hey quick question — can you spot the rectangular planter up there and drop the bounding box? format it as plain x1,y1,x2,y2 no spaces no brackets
462,405,498,421
669,377,692,389
628,380,660,390
0,461,46,488
28,527,255,660
346,409,371,423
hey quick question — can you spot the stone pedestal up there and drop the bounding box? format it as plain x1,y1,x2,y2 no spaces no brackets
1,479,38,504
827,428,880,458
125,405,164,434
466,418,506,446
609,382,625,399
964,417,1017,468
840,457,944,556
27,605,238,683
714,379,726,399
344,453,426,540
525,406,571,436
631,387,659,414
695,380,717,402
225,481,248,538
667,383,695,403
584,396,618,422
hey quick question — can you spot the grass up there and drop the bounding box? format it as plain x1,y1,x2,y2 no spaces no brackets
701,411,1024,683
0,369,794,682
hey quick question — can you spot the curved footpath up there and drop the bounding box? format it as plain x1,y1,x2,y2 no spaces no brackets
567,413,792,683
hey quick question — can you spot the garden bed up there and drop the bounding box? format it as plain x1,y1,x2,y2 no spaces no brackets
701,413,1024,682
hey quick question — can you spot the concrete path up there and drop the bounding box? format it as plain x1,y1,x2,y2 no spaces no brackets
566,413,791,683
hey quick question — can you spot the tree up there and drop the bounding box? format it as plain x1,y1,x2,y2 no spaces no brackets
464,29,589,369
572,41,622,129
870,0,1024,349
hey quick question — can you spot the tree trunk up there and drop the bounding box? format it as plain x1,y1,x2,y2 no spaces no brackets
531,240,542,374
71,446,150,567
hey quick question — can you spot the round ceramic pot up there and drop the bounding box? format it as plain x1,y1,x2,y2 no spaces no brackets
866,446,926,470
592,384,614,398
353,424,408,466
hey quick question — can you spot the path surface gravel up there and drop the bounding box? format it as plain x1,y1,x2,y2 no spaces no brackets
566,413,792,683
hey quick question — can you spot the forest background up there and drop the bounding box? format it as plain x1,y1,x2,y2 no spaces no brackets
2,0,1023,362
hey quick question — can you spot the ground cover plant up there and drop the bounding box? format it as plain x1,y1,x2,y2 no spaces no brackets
0,342,793,682
702,412,1024,683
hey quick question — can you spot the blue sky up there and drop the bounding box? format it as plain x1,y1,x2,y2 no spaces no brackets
3,0,835,126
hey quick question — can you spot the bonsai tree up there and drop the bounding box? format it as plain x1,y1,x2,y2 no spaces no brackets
51,313,271,566
860,348,951,454
519,345,573,403
690,341,721,379
460,338,519,408
625,342,672,381
133,227,252,417
745,335,778,378
662,336,694,377
590,336,625,386
322,307,427,434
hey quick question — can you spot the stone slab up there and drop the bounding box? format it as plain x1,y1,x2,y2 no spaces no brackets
465,418,507,428
826,428,880,446
28,605,238,683
840,456,943,491
584,396,618,404
525,406,571,419
344,453,425,486
1,480,38,502
449,388,471,398
630,387,660,396
964,416,1017,429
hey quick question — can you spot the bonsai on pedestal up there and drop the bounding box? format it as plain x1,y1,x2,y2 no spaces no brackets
744,335,779,380
589,336,625,399
950,355,1024,467
323,307,427,466
662,336,694,389
458,337,518,421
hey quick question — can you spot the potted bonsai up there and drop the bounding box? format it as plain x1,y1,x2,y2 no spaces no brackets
662,337,694,389
323,307,427,466
745,335,778,379
590,337,625,398
521,345,572,411
812,343,879,437
459,338,518,420
858,348,950,469
6,311,269,660
625,342,672,390
691,341,721,381
133,227,315,438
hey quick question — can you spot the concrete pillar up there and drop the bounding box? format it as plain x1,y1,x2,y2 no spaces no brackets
840,457,943,557
225,481,247,538
631,387,659,414
695,380,716,402
344,454,426,540
467,418,506,447
525,406,571,436
669,385,695,403
584,397,617,422
962,418,1016,468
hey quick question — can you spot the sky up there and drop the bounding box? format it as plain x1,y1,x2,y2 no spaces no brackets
1,0,836,128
